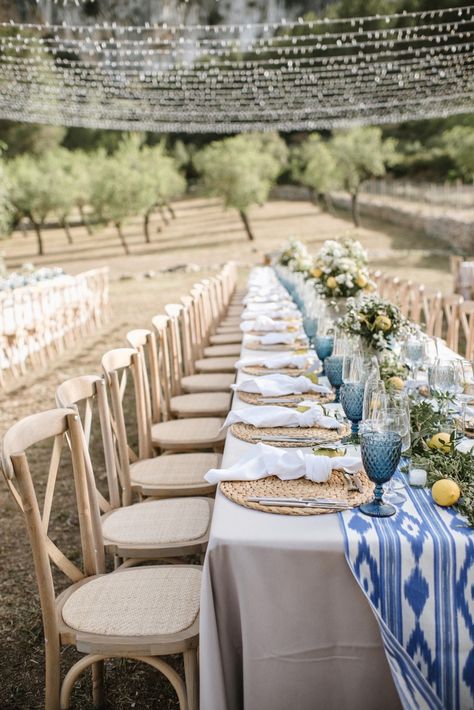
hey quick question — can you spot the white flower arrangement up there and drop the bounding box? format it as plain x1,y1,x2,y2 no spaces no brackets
310,238,374,298
276,239,312,275
338,294,416,352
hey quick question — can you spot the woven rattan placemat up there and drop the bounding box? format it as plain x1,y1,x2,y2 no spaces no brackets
242,365,307,377
237,391,335,406
245,340,308,351
230,422,348,447
220,470,373,515
247,328,300,337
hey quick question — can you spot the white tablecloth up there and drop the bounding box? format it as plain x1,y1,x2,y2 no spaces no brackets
200,335,402,709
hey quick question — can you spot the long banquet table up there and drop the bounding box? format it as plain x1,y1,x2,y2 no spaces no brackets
200,281,405,709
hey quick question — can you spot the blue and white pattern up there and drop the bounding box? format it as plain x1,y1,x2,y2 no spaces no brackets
339,472,474,710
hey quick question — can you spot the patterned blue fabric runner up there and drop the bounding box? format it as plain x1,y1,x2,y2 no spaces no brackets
339,471,474,710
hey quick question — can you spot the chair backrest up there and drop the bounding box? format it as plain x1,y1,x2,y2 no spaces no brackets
101,347,152,500
422,291,443,337
126,327,169,423
1,408,105,655
408,283,424,323
55,374,121,511
442,294,463,353
460,301,474,359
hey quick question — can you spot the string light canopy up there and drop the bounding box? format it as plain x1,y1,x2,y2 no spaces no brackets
1,5,473,132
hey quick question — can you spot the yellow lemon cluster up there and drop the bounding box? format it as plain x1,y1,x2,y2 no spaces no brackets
311,267,323,279
374,315,392,331
326,276,337,289
427,432,452,453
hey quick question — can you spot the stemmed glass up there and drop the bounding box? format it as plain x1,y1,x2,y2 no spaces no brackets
376,402,410,504
430,358,463,414
359,419,403,518
402,336,426,382
314,333,334,376
340,353,369,442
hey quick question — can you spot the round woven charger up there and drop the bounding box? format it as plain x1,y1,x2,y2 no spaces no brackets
220,470,374,515
247,329,300,337
242,365,307,377
237,391,335,406
245,340,308,351
230,422,349,447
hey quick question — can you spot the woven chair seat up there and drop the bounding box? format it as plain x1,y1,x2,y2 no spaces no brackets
152,417,226,449
181,373,235,393
130,452,220,487
102,498,211,545
62,566,201,636
170,391,231,417
218,318,241,327
204,343,241,357
209,332,242,345
195,356,237,373
216,325,242,334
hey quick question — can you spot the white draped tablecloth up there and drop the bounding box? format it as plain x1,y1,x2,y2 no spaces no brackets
200,316,402,709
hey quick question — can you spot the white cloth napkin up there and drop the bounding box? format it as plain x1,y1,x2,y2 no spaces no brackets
245,332,304,347
232,374,331,396
243,300,297,312
224,402,342,430
205,442,361,484
235,354,315,370
241,307,298,320
241,315,295,333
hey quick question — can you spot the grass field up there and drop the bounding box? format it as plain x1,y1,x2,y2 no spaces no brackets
0,197,454,709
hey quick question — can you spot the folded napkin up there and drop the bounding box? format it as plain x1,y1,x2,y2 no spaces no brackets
233,374,330,396
241,307,298,321
240,315,294,333
236,353,315,370
224,402,342,430
244,300,297,311
205,442,361,484
245,332,304,347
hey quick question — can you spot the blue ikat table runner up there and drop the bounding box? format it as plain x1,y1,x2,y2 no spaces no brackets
339,473,474,710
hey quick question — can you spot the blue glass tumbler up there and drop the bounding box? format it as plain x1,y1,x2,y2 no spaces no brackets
340,382,365,440
314,334,334,376
324,355,344,402
359,430,402,517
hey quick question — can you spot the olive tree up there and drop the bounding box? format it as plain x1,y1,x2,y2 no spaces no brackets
292,134,339,208
330,127,397,226
140,145,186,240
441,126,474,181
194,133,287,241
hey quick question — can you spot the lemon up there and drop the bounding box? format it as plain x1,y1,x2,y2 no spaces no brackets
374,315,392,332
311,267,323,278
432,479,461,507
355,274,368,288
326,276,337,289
313,446,347,458
427,432,452,454
304,372,319,384
387,376,405,391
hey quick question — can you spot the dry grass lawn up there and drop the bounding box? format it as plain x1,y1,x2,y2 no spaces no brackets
0,197,454,709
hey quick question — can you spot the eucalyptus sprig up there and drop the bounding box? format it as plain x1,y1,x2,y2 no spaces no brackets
409,393,457,455
413,449,474,528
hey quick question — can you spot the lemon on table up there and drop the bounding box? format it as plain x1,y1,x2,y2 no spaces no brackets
427,432,452,453
313,446,346,458
304,372,319,384
432,479,461,507
387,376,405,391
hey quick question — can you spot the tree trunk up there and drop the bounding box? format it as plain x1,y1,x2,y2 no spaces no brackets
158,206,169,225
143,211,151,243
62,218,73,244
167,202,176,219
239,210,255,241
115,222,130,255
351,192,360,227
308,187,318,205
32,220,44,256
323,193,333,213
78,204,93,235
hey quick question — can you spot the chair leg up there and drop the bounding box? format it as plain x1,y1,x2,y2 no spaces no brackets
184,648,199,710
92,660,105,708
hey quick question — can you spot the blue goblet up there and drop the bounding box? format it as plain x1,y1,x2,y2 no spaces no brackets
340,382,365,442
303,316,318,341
314,334,334,376
324,355,344,403
359,430,402,517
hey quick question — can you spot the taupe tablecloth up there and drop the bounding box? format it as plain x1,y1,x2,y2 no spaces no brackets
200,337,401,709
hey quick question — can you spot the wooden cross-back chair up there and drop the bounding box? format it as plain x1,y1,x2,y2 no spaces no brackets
421,290,443,337
102,346,220,497
442,294,463,352
407,284,424,324
1,408,201,710
56,373,214,564
460,301,474,359
155,308,235,394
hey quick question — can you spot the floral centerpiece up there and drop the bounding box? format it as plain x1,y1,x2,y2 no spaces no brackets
311,238,374,298
276,239,313,276
338,294,413,352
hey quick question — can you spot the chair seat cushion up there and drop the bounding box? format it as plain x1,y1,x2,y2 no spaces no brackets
102,498,211,545
195,356,236,373
181,373,235,393
62,566,201,636
209,332,242,345
130,452,220,487
170,391,231,417
152,417,226,448
204,343,241,357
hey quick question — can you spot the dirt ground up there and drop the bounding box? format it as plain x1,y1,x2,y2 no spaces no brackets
0,197,455,709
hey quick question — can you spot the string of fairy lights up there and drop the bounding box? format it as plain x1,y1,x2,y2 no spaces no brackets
1,5,473,132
